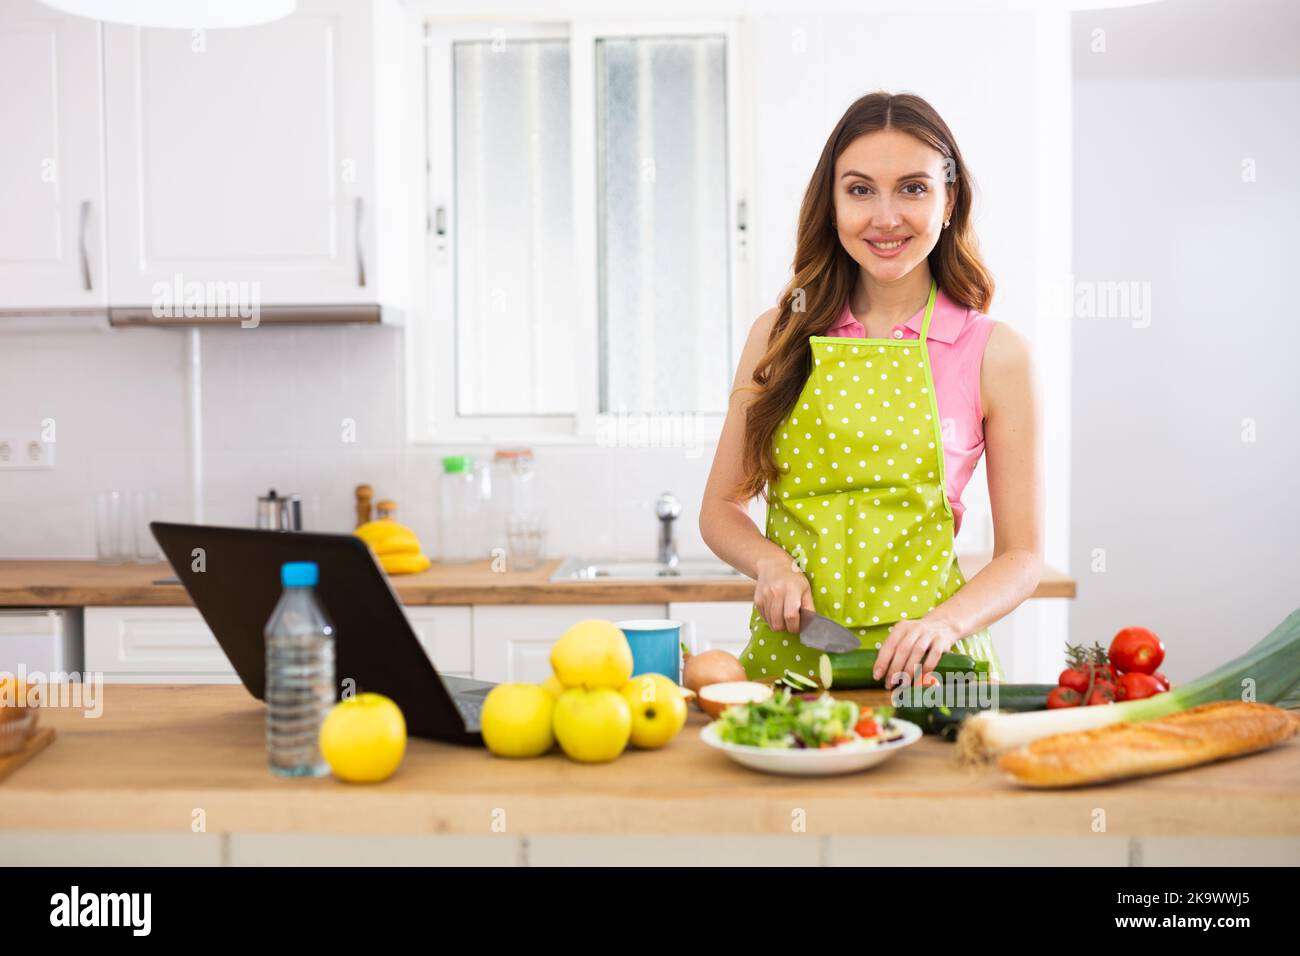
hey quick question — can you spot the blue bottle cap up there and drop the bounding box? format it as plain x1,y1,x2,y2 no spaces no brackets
281,561,318,587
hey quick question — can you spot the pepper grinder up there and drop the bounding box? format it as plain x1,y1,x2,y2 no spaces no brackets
355,484,373,528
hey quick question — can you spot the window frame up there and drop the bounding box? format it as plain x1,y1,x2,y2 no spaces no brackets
409,16,752,447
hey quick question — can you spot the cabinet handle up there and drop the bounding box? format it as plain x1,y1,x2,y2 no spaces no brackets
354,196,367,287
78,200,92,291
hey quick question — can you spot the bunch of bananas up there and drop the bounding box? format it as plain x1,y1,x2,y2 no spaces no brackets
355,519,432,575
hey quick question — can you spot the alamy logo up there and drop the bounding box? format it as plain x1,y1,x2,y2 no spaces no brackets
151,272,262,328
49,886,151,936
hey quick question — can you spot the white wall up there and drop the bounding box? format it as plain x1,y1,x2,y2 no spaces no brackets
1070,0,1300,684
0,6,1077,681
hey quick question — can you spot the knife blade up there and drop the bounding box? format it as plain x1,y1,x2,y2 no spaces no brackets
797,608,863,653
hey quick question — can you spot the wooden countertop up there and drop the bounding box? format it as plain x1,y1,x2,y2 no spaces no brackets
1,685,1294,835
0,554,1076,607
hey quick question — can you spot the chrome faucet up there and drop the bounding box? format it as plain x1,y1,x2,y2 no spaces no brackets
655,492,681,569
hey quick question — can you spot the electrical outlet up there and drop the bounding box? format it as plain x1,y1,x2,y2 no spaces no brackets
0,435,56,470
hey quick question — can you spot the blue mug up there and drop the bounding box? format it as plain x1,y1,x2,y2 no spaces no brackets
616,619,684,683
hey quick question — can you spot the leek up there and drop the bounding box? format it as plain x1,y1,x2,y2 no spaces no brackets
956,605,1300,765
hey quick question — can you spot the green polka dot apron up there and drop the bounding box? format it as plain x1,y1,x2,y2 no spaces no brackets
740,279,1005,683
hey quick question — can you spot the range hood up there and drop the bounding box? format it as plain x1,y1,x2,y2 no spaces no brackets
107,304,384,328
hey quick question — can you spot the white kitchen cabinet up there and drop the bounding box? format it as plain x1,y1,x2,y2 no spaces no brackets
669,601,752,659
0,610,83,675
401,606,472,677
85,607,239,684
84,605,472,683
101,0,406,308
471,605,666,684
0,2,106,310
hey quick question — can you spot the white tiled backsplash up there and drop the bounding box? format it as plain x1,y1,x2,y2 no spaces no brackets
0,323,992,562
0,325,687,560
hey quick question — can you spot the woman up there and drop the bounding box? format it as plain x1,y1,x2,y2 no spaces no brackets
701,92,1043,689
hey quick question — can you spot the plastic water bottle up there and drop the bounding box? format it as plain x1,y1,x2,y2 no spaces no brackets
264,561,335,777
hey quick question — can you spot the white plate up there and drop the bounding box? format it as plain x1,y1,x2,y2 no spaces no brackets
700,718,922,776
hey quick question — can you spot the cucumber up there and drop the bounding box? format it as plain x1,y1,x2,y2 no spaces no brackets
893,682,1056,711
818,649,990,690
892,706,967,741
893,683,1057,740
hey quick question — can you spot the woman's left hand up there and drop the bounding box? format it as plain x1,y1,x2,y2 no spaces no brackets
872,616,964,687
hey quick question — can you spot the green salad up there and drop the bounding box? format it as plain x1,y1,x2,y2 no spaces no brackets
713,687,903,750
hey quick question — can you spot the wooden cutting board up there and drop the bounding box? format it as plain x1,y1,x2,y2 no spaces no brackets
0,727,55,783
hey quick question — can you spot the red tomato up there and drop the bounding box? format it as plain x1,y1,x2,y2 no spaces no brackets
854,716,880,738
1087,686,1116,706
1152,672,1170,691
1109,627,1165,675
1117,672,1164,701
1058,668,1090,694
1047,687,1082,709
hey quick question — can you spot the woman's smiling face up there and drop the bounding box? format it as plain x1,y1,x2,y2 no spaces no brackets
833,128,954,284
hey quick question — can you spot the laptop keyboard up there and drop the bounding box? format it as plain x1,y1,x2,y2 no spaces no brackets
453,696,484,731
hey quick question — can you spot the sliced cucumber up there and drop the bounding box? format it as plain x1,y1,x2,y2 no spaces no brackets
781,669,819,692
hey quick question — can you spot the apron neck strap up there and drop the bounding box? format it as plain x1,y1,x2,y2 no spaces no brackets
919,279,939,343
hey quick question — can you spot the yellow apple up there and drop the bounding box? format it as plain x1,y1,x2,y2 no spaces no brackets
619,674,688,749
539,672,566,699
480,683,555,758
319,693,407,783
550,619,633,690
552,687,631,763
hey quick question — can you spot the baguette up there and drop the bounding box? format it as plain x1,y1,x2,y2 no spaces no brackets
998,701,1300,788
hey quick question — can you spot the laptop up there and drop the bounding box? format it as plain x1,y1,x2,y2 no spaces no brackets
151,522,496,746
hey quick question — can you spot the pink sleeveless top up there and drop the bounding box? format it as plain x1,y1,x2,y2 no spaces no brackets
825,287,996,538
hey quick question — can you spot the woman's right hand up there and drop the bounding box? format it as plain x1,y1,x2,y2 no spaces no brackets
754,554,815,633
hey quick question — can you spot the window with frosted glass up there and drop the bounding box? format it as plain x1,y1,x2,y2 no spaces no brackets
596,36,731,415
454,40,574,416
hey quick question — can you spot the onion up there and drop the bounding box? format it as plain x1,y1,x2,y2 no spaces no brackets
681,649,746,700
697,681,773,719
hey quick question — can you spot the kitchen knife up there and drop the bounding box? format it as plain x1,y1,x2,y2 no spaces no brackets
797,608,863,653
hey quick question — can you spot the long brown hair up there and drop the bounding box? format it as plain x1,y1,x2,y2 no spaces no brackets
734,91,995,501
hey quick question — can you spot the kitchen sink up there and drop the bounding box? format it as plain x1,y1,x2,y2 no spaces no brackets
550,556,746,581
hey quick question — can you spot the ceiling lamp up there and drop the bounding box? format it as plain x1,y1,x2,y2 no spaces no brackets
38,0,296,29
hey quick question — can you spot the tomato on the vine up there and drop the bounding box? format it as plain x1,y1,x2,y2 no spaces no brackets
1058,668,1090,694
1086,686,1116,706
1047,687,1082,709
1109,627,1164,675
1116,672,1164,701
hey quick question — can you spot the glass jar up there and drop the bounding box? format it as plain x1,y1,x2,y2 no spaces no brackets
488,448,542,567
438,455,485,563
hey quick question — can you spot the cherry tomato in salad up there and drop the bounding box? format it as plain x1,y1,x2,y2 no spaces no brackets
1152,672,1170,691
1047,687,1082,709
854,716,880,738
1109,627,1164,675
